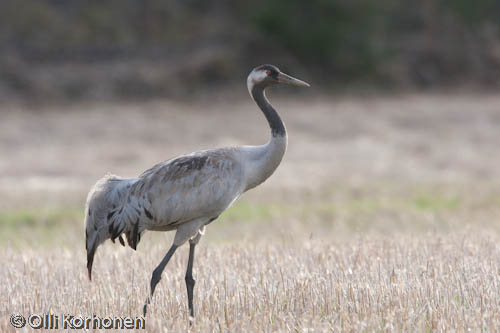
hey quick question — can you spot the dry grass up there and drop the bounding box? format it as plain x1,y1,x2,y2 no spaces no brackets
2,232,500,331
2,94,500,331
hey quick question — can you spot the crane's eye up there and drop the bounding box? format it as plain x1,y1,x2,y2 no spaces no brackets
266,70,272,76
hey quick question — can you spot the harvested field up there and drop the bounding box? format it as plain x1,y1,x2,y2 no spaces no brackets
1,93,500,331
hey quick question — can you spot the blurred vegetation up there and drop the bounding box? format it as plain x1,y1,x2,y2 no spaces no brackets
0,190,465,248
0,0,499,101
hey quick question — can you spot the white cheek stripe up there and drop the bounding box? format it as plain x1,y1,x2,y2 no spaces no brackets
247,70,268,95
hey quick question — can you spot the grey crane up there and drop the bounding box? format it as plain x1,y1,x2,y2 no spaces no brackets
84,64,309,318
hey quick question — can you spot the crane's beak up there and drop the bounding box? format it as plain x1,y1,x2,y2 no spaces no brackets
277,72,310,87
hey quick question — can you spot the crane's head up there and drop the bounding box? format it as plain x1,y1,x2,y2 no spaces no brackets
247,64,310,91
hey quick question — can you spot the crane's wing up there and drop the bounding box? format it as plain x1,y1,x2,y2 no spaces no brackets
85,149,243,280
135,149,244,227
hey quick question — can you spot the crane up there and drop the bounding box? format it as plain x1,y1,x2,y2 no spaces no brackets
84,64,309,318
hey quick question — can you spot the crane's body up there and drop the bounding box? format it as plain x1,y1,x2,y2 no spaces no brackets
84,64,309,318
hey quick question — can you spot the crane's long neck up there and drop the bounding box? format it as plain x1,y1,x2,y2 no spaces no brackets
243,84,287,191
252,85,286,137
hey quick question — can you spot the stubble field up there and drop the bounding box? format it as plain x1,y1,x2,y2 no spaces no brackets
1,93,500,331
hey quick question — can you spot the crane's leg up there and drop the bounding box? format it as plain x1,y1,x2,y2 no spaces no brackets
142,219,204,316
185,230,203,319
185,242,196,318
143,244,178,316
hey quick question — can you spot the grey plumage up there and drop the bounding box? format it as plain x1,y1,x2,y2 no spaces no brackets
85,149,243,274
84,64,309,317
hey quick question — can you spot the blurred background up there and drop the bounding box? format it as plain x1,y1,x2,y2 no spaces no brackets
1,0,500,247
1,0,500,102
